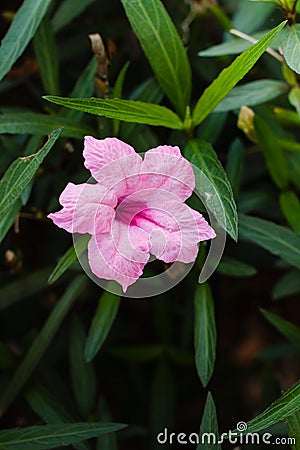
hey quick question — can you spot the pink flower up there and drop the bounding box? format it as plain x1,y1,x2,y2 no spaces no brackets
48,137,216,292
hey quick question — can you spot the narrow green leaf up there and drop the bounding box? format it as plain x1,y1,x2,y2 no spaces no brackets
0,199,22,245
280,191,300,232
281,24,300,74
261,309,300,349
52,0,97,32
44,97,183,129
287,153,300,189
0,113,92,138
85,291,121,362
0,422,126,450
25,383,89,450
97,397,117,450
120,0,191,118
198,31,275,57
108,345,163,362
185,139,238,241
33,16,59,95
232,2,275,34
274,107,300,126
0,0,52,82
272,269,300,300
214,80,287,112
286,411,300,450
194,283,216,387
60,58,97,121
217,257,257,277
0,276,87,416
113,62,130,99
192,22,286,126
150,361,175,436
70,316,96,417
113,62,130,135
288,86,300,118
0,267,52,311
0,128,61,221
239,214,300,270
238,189,272,213
255,115,289,189
48,235,90,285
230,379,300,433
198,392,221,450
226,139,244,196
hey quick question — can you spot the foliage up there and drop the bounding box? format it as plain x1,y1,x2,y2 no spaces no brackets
0,0,300,448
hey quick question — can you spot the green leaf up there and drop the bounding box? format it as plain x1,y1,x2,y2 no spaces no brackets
52,0,97,32
226,139,244,196
281,24,300,75
113,62,130,99
288,85,300,117
286,411,300,450
44,97,183,129
0,199,22,245
85,291,121,362
120,0,191,118
217,257,257,276
239,214,300,270
185,139,238,241
0,0,52,83
272,269,300,300
238,189,273,213
0,276,87,416
0,128,61,222
214,80,287,112
0,267,52,311
254,115,289,189
25,384,89,450
231,379,300,433
192,22,286,127
97,397,117,450
194,283,216,387
198,30,274,57
48,235,90,285
60,58,97,121
150,361,175,436
261,309,300,349
0,422,126,450
273,107,300,126
113,62,130,135
232,2,275,34
0,113,93,138
287,153,300,189
70,316,96,417
280,191,300,232
33,16,59,95
108,345,163,362
198,392,221,450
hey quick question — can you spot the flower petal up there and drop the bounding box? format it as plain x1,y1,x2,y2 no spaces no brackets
140,145,195,201
83,136,142,197
88,221,150,292
133,200,216,263
48,182,117,234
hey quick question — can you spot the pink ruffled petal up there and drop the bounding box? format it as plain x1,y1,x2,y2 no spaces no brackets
48,182,117,234
133,201,216,264
88,221,150,292
140,145,195,201
83,136,142,197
